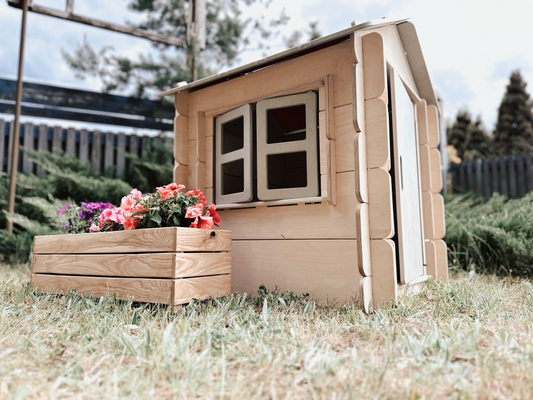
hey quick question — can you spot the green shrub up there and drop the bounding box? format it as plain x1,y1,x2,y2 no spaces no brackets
445,192,533,276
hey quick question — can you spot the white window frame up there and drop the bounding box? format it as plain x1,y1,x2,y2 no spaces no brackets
256,91,319,201
215,104,253,204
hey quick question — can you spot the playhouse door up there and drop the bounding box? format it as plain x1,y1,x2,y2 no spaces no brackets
390,69,425,284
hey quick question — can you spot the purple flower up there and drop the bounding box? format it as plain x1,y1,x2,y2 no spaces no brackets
57,204,70,215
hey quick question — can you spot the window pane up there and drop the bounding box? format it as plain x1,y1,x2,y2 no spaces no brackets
222,159,245,195
221,116,244,154
267,104,306,144
267,152,307,189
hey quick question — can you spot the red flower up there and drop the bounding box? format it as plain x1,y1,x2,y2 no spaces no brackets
156,183,185,201
209,204,220,227
186,189,207,206
185,204,204,219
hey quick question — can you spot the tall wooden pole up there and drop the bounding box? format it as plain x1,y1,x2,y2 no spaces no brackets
7,0,28,234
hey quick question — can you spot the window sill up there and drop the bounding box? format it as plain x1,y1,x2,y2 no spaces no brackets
217,196,326,210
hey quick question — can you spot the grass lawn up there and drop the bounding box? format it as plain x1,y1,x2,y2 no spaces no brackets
1,264,533,399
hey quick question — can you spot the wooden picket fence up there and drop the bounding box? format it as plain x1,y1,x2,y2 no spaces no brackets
0,118,172,177
448,154,533,200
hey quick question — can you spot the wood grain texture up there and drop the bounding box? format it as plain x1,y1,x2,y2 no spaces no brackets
351,64,361,133
422,191,435,240
174,163,188,187
197,162,206,193
371,239,397,309
365,98,390,170
33,228,232,254
174,91,189,117
419,144,432,192
32,253,174,278
433,239,448,282
206,80,324,119
416,100,428,145
427,104,440,149
359,276,373,314
430,148,443,193
433,193,446,240
231,239,361,305
325,74,335,140
362,32,386,101
205,135,213,189
217,171,358,239
205,188,213,205
174,275,231,304
354,132,369,203
327,139,337,206
368,168,394,239
32,274,175,304
174,252,231,278
32,252,231,279
189,42,353,118
356,203,371,277
425,240,437,278
174,115,188,165
197,111,206,163
188,139,197,188
319,110,328,175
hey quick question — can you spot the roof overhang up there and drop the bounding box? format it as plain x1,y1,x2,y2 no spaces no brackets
158,17,438,112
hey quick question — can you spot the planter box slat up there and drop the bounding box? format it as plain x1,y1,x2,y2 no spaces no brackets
33,228,232,254
31,228,232,305
32,252,232,278
31,273,232,305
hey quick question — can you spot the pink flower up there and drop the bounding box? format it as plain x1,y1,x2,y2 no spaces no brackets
185,204,204,219
57,203,70,215
89,224,99,232
101,208,125,224
130,189,143,199
120,195,137,211
186,189,207,206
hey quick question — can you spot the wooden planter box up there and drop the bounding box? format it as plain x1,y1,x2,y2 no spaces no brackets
31,227,232,305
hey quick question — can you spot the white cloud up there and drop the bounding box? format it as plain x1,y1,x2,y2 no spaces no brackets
2,0,533,133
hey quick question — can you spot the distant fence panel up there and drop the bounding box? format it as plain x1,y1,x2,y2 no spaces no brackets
449,153,533,200
0,118,173,177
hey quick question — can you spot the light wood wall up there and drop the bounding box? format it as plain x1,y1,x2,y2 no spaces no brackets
172,25,448,309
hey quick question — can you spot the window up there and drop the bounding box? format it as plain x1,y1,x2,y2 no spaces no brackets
215,104,253,204
215,91,319,204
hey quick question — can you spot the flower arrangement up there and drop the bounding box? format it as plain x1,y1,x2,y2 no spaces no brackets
57,183,219,234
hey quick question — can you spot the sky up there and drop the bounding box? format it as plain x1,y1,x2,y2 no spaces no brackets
0,0,532,135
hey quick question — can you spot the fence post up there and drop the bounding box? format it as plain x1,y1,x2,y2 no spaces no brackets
508,156,517,199
0,119,4,174
104,132,114,172
66,127,76,157
499,158,509,196
116,132,126,177
36,124,47,178
482,159,491,200
490,159,499,195
52,126,62,156
6,122,14,175
475,159,483,195
516,155,526,198
526,153,533,193
22,122,33,175
91,131,102,173
130,134,139,158
79,129,89,164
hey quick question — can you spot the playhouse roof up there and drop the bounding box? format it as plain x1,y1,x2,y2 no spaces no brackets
158,17,438,110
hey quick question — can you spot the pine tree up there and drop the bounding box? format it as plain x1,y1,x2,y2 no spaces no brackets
62,1,320,98
492,70,533,156
447,110,491,161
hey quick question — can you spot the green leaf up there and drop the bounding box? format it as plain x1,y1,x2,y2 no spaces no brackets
151,213,162,225
130,210,147,218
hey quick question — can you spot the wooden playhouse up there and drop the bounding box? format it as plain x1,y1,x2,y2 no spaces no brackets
159,17,447,312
